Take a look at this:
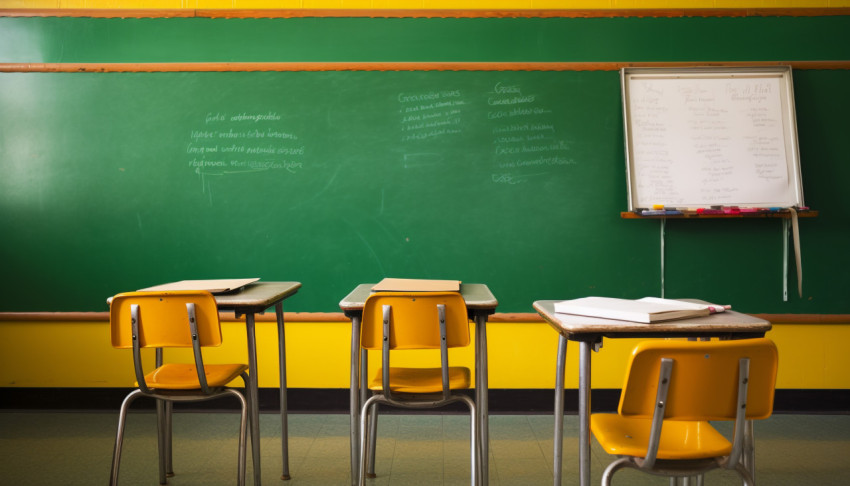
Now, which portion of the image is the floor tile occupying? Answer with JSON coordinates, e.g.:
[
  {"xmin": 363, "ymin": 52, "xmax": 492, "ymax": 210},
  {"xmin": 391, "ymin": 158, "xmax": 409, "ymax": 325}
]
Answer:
[{"xmin": 1, "ymin": 411, "xmax": 849, "ymax": 485}]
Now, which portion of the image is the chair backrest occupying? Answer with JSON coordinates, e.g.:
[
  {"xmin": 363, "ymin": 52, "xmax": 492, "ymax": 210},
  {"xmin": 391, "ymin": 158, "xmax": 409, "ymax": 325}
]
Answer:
[
  {"xmin": 110, "ymin": 291, "xmax": 222, "ymax": 349},
  {"xmin": 619, "ymin": 338, "xmax": 778, "ymax": 421},
  {"xmin": 361, "ymin": 292, "xmax": 469, "ymax": 350}
]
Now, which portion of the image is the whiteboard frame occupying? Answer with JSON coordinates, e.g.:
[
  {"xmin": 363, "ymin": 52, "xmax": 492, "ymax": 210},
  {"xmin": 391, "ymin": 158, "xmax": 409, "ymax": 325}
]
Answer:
[{"xmin": 621, "ymin": 66, "xmax": 804, "ymax": 211}]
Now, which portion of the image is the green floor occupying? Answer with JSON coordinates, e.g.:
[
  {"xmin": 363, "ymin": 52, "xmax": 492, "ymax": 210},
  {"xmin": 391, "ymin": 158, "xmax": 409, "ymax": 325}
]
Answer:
[{"xmin": 1, "ymin": 411, "xmax": 848, "ymax": 485}]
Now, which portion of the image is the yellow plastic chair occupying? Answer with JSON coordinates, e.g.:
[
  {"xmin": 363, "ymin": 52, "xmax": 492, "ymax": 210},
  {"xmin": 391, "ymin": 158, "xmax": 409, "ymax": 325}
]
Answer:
[
  {"xmin": 108, "ymin": 291, "xmax": 251, "ymax": 486},
  {"xmin": 358, "ymin": 291, "xmax": 477, "ymax": 486},
  {"xmin": 590, "ymin": 338, "xmax": 778, "ymax": 486}
]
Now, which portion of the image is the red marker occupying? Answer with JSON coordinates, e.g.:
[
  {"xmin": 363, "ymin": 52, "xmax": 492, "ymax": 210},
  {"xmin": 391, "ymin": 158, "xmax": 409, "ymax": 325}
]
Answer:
[{"xmin": 697, "ymin": 208, "xmax": 723, "ymax": 214}]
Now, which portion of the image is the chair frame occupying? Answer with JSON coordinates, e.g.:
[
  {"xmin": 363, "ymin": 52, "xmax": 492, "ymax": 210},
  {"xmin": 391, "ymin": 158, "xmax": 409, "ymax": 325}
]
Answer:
[
  {"xmin": 357, "ymin": 294, "xmax": 478, "ymax": 486},
  {"xmin": 108, "ymin": 293, "xmax": 251, "ymax": 486},
  {"xmin": 597, "ymin": 339, "xmax": 776, "ymax": 486}
]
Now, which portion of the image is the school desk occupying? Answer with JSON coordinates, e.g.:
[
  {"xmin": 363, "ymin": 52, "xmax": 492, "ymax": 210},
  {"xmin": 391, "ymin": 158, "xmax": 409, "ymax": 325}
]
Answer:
[
  {"xmin": 115, "ymin": 281, "xmax": 301, "ymax": 485},
  {"xmin": 340, "ymin": 283, "xmax": 497, "ymax": 485},
  {"xmin": 532, "ymin": 300, "xmax": 771, "ymax": 486},
  {"xmin": 213, "ymin": 281, "xmax": 301, "ymax": 484}
]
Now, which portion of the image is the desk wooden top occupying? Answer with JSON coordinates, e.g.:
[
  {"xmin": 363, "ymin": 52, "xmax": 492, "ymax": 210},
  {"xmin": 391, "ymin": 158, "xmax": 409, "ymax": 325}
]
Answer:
[
  {"xmin": 109, "ymin": 281, "xmax": 301, "ymax": 313},
  {"xmin": 533, "ymin": 299, "xmax": 771, "ymax": 339},
  {"xmin": 339, "ymin": 283, "xmax": 498, "ymax": 316},
  {"xmin": 211, "ymin": 281, "xmax": 301, "ymax": 312}
]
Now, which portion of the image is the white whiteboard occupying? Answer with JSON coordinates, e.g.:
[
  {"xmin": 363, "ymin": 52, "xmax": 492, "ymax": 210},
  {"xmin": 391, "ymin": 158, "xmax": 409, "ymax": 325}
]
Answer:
[{"xmin": 622, "ymin": 66, "xmax": 804, "ymax": 210}]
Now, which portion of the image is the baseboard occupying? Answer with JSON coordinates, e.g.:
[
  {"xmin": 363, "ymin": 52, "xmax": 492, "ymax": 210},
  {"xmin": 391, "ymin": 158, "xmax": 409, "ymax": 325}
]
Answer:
[{"xmin": 1, "ymin": 388, "xmax": 848, "ymax": 414}]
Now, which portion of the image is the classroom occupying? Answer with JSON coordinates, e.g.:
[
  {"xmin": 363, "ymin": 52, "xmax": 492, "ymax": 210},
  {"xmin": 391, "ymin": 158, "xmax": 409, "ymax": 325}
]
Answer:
[{"xmin": 1, "ymin": 1, "xmax": 849, "ymax": 485}]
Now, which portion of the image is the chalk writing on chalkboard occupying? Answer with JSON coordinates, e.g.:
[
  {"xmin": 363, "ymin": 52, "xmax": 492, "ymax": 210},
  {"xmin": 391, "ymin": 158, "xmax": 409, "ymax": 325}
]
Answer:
[
  {"xmin": 398, "ymin": 89, "xmax": 466, "ymax": 142},
  {"xmin": 186, "ymin": 111, "xmax": 306, "ymax": 184},
  {"xmin": 487, "ymin": 81, "xmax": 575, "ymax": 184}
]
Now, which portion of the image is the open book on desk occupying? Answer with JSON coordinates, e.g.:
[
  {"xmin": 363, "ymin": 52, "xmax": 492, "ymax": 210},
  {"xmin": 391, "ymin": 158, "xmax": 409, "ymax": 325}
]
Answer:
[
  {"xmin": 553, "ymin": 297, "xmax": 729, "ymax": 324},
  {"xmin": 138, "ymin": 278, "xmax": 260, "ymax": 294}
]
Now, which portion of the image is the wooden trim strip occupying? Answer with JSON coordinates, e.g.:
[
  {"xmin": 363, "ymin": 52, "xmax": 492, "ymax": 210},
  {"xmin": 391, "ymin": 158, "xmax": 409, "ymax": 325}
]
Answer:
[
  {"xmin": 2, "ymin": 311, "xmax": 849, "ymax": 325},
  {"xmin": 2, "ymin": 61, "xmax": 849, "ymax": 74},
  {"xmin": 750, "ymin": 314, "xmax": 850, "ymax": 324},
  {"xmin": 1, "ymin": 8, "xmax": 849, "ymax": 19},
  {"xmin": 0, "ymin": 312, "xmax": 111, "ymax": 322},
  {"xmin": 0, "ymin": 311, "xmax": 349, "ymax": 323}
]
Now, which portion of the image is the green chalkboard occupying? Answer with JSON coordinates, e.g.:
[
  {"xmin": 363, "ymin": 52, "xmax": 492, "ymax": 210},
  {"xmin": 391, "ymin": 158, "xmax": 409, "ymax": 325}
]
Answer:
[
  {"xmin": 0, "ymin": 70, "xmax": 643, "ymax": 312},
  {"xmin": 1, "ymin": 15, "xmax": 849, "ymax": 313}
]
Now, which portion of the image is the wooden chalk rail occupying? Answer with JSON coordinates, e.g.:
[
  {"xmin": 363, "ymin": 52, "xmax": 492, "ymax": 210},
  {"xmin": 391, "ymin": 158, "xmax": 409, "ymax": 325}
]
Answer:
[
  {"xmin": 2, "ymin": 61, "xmax": 850, "ymax": 74},
  {"xmin": 620, "ymin": 210, "xmax": 820, "ymax": 219},
  {"xmin": 1, "ymin": 311, "xmax": 848, "ymax": 325}
]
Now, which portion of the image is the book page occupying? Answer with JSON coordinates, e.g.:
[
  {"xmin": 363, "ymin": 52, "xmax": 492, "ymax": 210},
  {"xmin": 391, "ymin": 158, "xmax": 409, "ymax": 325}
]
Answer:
[
  {"xmin": 553, "ymin": 296, "xmax": 711, "ymax": 323},
  {"xmin": 638, "ymin": 297, "xmax": 729, "ymax": 313}
]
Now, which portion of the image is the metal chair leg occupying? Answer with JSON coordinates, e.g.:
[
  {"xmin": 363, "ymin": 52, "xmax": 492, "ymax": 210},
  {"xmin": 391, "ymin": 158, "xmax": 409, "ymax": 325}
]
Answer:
[
  {"xmin": 110, "ymin": 390, "xmax": 143, "ymax": 486},
  {"xmin": 358, "ymin": 393, "xmax": 478, "ymax": 486},
  {"xmin": 601, "ymin": 457, "xmax": 632, "ymax": 486},
  {"xmin": 365, "ymin": 401, "xmax": 378, "ymax": 478},
  {"xmin": 224, "ymin": 388, "xmax": 249, "ymax": 486},
  {"xmin": 358, "ymin": 395, "xmax": 381, "ymax": 486},
  {"xmin": 743, "ymin": 419, "xmax": 756, "ymax": 483},
  {"xmin": 735, "ymin": 461, "xmax": 756, "ymax": 486},
  {"xmin": 457, "ymin": 395, "xmax": 478, "ymax": 486}
]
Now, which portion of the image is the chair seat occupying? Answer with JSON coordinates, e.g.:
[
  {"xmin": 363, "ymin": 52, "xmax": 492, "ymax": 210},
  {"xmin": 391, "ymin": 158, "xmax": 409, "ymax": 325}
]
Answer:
[
  {"xmin": 368, "ymin": 366, "xmax": 471, "ymax": 394},
  {"xmin": 590, "ymin": 414, "xmax": 732, "ymax": 460},
  {"xmin": 141, "ymin": 363, "xmax": 249, "ymax": 390}
]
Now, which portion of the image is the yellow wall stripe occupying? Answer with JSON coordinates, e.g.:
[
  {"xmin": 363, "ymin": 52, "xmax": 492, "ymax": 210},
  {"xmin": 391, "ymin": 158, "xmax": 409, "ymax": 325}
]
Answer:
[{"xmin": 2, "ymin": 319, "xmax": 848, "ymax": 389}]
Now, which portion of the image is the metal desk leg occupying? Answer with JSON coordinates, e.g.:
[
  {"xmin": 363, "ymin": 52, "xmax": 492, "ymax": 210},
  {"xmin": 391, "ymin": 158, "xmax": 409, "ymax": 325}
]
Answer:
[
  {"xmin": 275, "ymin": 303, "xmax": 291, "ymax": 480},
  {"xmin": 349, "ymin": 315, "xmax": 362, "ymax": 486},
  {"xmin": 245, "ymin": 313, "xmax": 262, "ymax": 486},
  {"xmin": 156, "ymin": 397, "xmax": 167, "ymax": 484},
  {"xmin": 155, "ymin": 349, "xmax": 174, "ymax": 477},
  {"xmin": 578, "ymin": 340, "xmax": 592, "ymax": 486},
  {"xmin": 475, "ymin": 314, "xmax": 489, "ymax": 486},
  {"xmin": 553, "ymin": 335, "xmax": 567, "ymax": 486},
  {"xmin": 165, "ymin": 401, "xmax": 173, "ymax": 476}
]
